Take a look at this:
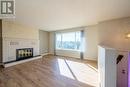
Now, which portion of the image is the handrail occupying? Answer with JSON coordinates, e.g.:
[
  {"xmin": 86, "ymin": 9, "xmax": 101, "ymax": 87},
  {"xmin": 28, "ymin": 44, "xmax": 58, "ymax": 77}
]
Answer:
[{"xmin": 116, "ymin": 55, "xmax": 124, "ymax": 64}]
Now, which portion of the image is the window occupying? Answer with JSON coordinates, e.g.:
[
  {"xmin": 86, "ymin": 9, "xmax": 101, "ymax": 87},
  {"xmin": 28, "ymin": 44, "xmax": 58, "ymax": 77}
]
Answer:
[{"xmin": 56, "ymin": 31, "xmax": 81, "ymax": 50}]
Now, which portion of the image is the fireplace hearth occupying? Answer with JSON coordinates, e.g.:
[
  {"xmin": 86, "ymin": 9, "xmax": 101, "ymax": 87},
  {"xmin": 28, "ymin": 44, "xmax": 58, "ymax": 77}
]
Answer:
[{"xmin": 16, "ymin": 48, "xmax": 33, "ymax": 60}]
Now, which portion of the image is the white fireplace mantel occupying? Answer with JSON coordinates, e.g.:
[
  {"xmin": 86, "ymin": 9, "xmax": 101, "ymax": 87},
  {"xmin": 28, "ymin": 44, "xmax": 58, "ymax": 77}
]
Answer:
[{"xmin": 3, "ymin": 37, "xmax": 40, "ymax": 63}]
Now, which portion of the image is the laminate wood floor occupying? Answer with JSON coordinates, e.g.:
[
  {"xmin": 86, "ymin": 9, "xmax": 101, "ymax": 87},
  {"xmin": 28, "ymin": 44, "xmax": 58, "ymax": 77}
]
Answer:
[{"xmin": 0, "ymin": 55, "xmax": 98, "ymax": 87}]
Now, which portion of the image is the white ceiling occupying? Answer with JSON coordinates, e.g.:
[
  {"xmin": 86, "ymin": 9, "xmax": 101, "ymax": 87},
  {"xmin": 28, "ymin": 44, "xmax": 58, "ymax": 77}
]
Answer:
[{"xmin": 6, "ymin": 0, "xmax": 130, "ymax": 31}]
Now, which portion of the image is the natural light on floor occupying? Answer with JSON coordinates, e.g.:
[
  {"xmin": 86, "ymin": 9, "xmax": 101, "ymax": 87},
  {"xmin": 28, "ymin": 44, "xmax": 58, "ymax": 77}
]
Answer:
[{"xmin": 58, "ymin": 59, "xmax": 98, "ymax": 87}]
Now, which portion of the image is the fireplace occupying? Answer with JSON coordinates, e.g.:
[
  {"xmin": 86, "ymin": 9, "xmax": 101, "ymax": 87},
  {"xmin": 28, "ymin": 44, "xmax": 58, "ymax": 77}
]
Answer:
[{"xmin": 16, "ymin": 48, "xmax": 33, "ymax": 60}]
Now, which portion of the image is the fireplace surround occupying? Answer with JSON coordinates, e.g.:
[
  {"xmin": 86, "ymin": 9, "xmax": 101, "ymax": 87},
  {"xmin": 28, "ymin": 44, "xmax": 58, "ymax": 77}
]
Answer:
[{"xmin": 16, "ymin": 48, "xmax": 33, "ymax": 60}]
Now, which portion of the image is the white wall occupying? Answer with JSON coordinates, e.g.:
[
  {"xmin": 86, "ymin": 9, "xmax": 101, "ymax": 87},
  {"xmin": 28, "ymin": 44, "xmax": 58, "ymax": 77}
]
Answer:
[
  {"xmin": 98, "ymin": 17, "xmax": 130, "ymax": 50},
  {"xmin": 49, "ymin": 32, "xmax": 55, "ymax": 54},
  {"xmin": 39, "ymin": 30, "xmax": 49, "ymax": 54},
  {"xmin": 84, "ymin": 25, "xmax": 98, "ymax": 60},
  {"xmin": 2, "ymin": 20, "xmax": 40, "ymax": 62},
  {"xmin": 85, "ymin": 17, "xmax": 130, "ymax": 60},
  {"xmin": 2, "ymin": 21, "xmax": 39, "ymax": 39}
]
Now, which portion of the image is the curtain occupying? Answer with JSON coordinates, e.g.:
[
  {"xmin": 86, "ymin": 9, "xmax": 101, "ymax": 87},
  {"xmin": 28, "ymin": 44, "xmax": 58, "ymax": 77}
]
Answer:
[{"xmin": 80, "ymin": 30, "xmax": 84, "ymax": 59}]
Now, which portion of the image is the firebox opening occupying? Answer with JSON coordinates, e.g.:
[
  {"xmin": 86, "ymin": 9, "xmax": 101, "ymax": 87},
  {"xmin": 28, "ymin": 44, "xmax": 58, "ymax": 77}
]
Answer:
[{"xmin": 16, "ymin": 48, "xmax": 33, "ymax": 61}]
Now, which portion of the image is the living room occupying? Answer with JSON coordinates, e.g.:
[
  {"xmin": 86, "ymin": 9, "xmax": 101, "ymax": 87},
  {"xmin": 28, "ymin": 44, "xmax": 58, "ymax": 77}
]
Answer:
[{"xmin": 0, "ymin": 0, "xmax": 130, "ymax": 87}]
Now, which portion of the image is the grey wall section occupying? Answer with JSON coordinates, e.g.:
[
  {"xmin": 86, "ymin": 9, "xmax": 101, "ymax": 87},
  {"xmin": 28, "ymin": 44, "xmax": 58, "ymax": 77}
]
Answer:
[
  {"xmin": 0, "ymin": 20, "xmax": 2, "ymax": 63},
  {"xmin": 39, "ymin": 30, "xmax": 49, "ymax": 54}
]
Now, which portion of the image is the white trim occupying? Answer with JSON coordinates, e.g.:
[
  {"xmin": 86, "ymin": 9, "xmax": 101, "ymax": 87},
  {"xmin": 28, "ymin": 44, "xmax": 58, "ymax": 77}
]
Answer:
[
  {"xmin": 4, "ymin": 56, "xmax": 42, "ymax": 68},
  {"xmin": 56, "ymin": 48, "xmax": 80, "ymax": 52},
  {"xmin": 48, "ymin": 53, "xmax": 54, "ymax": 55},
  {"xmin": 40, "ymin": 53, "xmax": 50, "ymax": 56},
  {"xmin": 84, "ymin": 58, "xmax": 97, "ymax": 61}
]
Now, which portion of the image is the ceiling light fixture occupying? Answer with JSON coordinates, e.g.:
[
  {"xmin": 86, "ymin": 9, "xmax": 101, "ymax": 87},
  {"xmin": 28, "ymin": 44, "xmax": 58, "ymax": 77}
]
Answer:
[{"xmin": 126, "ymin": 33, "xmax": 130, "ymax": 38}]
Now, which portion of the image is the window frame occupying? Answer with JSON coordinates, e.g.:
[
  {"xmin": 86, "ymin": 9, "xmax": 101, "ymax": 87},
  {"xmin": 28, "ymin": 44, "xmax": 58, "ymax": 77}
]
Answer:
[{"xmin": 55, "ymin": 31, "xmax": 81, "ymax": 51}]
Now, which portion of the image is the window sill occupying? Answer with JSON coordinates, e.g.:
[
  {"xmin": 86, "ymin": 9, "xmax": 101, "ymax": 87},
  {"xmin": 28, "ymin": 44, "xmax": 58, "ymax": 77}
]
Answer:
[{"xmin": 56, "ymin": 48, "xmax": 80, "ymax": 52}]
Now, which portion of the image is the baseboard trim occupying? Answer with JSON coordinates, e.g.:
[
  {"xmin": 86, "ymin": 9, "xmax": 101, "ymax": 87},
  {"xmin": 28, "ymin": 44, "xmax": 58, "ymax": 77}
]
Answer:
[
  {"xmin": 41, "ymin": 53, "xmax": 51, "ymax": 56},
  {"xmin": 84, "ymin": 58, "xmax": 97, "ymax": 61},
  {"xmin": 4, "ymin": 56, "xmax": 42, "ymax": 68}
]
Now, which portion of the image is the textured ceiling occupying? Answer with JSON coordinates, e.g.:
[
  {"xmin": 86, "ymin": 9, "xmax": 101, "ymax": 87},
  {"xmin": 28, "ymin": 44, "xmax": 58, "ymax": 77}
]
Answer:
[{"xmin": 5, "ymin": 0, "xmax": 130, "ymax": 31}]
